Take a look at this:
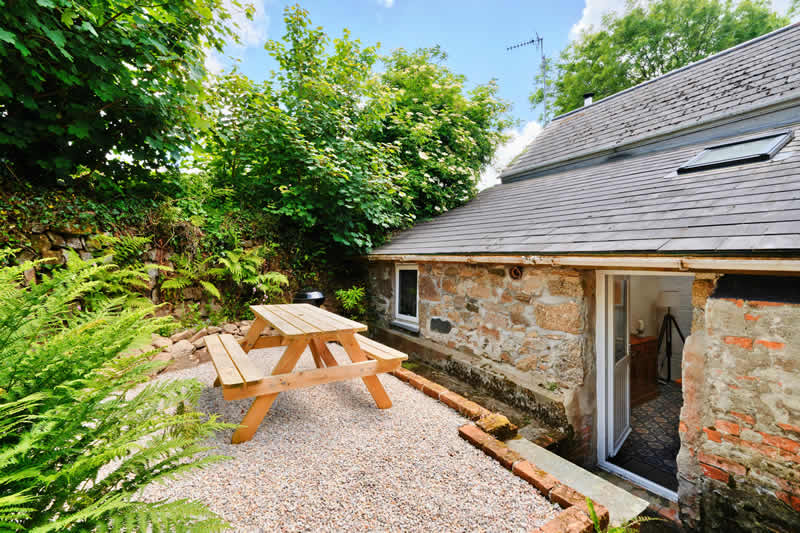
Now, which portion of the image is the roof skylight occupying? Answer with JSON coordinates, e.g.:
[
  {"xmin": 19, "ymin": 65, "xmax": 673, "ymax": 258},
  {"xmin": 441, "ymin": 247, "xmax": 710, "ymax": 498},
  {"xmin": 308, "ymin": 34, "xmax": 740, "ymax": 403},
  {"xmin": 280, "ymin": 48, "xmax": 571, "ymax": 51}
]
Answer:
[{"xmin": 677, "ymin": 131, "xmax": 793, "ymax": 174}]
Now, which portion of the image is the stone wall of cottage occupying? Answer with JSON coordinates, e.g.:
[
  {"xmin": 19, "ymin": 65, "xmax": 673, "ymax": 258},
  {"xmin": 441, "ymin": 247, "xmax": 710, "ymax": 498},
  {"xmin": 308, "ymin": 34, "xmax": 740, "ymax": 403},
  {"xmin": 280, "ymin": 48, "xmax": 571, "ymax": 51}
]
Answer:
[
  {"xmin": 370, "ymin": 261, "xmax": 593, "ymax": 387},
  {"xmin": 678, "ymin": 275, "xmax": 800, "ymax": 531},
  {"xmin": 368, "ymin": 260, "xmax": 597, "ymax": 462}
]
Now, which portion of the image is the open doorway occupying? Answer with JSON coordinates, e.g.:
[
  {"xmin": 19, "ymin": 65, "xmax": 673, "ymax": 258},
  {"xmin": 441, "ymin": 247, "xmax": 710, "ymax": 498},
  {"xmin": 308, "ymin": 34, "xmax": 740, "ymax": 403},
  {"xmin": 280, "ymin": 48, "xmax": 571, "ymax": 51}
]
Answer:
[{"xmin": 596, "ymin": 272, "xmax": 692, "ymax": 500}]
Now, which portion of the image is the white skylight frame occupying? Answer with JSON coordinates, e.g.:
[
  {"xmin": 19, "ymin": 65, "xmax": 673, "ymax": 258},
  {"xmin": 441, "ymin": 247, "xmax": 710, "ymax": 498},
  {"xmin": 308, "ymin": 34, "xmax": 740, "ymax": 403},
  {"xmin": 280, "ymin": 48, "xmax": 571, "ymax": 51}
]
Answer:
[{"xmin": 677, "ymin": 130, "xmax": 794, "ymax": 174}]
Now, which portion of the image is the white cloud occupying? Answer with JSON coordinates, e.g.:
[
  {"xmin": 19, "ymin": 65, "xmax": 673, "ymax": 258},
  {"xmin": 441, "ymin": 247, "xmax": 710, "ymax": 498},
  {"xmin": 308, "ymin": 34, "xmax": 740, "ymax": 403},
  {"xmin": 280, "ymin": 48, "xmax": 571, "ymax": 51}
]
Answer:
[
  {"xmin": 570, "ymin": 0, "xmax": 797, "ymax": 41},
  {"xmin": 378, "ymin": 0, "xmax": 395, "ymax": 7},
  {"xmin": 227, "ymin": 0, "xmax": 269, "ymax": 47},
  {"xmin": 478, "ymin": 121, "xmax": 542, "ymax": 190}
]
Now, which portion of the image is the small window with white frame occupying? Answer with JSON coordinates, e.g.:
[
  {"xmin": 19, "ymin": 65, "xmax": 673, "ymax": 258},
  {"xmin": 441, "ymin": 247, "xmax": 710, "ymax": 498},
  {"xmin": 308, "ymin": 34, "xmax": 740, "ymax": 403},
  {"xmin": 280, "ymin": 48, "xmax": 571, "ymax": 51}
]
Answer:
[{"xmin": 394, "ymin": 264, "xmax": 419, "ymax": 328}]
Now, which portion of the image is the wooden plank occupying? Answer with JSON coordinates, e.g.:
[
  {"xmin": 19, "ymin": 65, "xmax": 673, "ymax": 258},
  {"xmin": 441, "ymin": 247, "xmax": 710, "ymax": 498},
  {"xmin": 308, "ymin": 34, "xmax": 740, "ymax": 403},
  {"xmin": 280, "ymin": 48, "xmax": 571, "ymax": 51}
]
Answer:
[
  {"xmin": 230, "ymin": 337, "xmax": 309, "ymax": 444},
  {"xmin": 273, "ymin": 304, "xmax": 337, "ymax": 334},
  {"xmin": 295, "ymin": 303, "xmax": 367, "ymax": 332},
  {"xmin": 354, "ymin": 334, "xmax": 408, "ymax": 361},
  {"xmin": 338, "ymin": 332, "xmax": 392, "ymax": 409},
  {"xmin": 241, "ymin": 316, "xmax": 268, "ymax": 352},
  {"xmin": 251, "ymin": 335, "xmax": 291, "ymax": 349},
  {"xmin": 267, "ymin": 305, "xmax": 325, "ymax": 335},
  {"xmin": 223, "ymin": 359, "xmax": 400, "ymax": 400},
  {"xmin": 250, "ymin": 305, "xmax": 307, "ymax": 337},
  {"xmin": 219, "ymin": 334, "xmax": 264, "ymax": 384},
  {"xmin": 205, "ymin": 335, "xmax": 244, "ymax": 387}
]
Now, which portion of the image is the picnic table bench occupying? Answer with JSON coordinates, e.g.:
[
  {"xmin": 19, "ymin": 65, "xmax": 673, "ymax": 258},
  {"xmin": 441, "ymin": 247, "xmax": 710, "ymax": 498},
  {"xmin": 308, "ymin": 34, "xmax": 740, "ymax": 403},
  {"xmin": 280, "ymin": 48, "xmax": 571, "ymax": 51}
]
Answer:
[{"xmin": 204, "ymin": 303, "xmax": 407, "ymax": 443}]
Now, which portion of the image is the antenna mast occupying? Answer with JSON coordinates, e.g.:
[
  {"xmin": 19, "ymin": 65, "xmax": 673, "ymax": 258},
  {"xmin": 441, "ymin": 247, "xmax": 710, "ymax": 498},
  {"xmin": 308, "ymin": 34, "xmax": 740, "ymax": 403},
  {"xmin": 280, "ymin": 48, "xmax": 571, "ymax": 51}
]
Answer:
[{"xmin": 507, "ymin": 33, "xmax": 549, "ymax": 121}]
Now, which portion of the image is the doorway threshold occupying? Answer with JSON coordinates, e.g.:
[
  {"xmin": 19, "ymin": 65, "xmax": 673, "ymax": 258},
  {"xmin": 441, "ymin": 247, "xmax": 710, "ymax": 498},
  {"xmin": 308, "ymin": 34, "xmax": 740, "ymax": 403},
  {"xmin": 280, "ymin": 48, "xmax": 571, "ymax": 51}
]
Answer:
[
  {"xmin": 506, "ymin": 437, "xmax": 649, "ymax": 527},
  {"xmin": 592, "ymin": 466, "xmax": 682, "ymax": 530}
]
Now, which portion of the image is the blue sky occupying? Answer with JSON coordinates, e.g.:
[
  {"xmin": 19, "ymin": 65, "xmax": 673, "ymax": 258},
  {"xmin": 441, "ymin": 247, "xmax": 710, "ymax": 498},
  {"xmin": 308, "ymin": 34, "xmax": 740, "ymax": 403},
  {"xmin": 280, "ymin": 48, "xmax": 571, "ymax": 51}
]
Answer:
[{"xmin": 210, "ymin": 0, "xmax": 797, "ymax": 188}]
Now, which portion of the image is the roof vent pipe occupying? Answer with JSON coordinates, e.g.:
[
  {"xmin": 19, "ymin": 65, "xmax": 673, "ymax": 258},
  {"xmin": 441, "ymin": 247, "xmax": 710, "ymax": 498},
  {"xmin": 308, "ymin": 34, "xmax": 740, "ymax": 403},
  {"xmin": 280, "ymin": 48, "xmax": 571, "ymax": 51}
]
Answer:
[{"xmin": 583, "ymin": 92, "xmax": 595, "ymax": 106}]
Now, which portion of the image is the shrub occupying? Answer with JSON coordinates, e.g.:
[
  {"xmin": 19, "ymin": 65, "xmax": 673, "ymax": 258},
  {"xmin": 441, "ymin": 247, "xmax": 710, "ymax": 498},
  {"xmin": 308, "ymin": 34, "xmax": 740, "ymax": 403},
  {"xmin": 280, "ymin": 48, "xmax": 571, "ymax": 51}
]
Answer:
[
  {"xmin": 335, "ymin": 286, "xmax": 367, "ymax": 322},
  {"xmin": 0, "ymin": 253, "xmax": 229, "ymax": 531}
]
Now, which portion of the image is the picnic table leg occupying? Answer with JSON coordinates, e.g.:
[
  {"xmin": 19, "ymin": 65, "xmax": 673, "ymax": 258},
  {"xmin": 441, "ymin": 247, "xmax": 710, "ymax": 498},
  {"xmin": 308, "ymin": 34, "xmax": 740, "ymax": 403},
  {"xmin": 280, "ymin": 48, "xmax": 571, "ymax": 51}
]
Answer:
[
  {"xmin": 240, "ymin": 317, "xmax": 269, "ymax": 352},
  {"xmin": 338, "ymin": 333, "xmax": 392, "ymax": 409},
  {"xmin": 309, "ymin": 337, "xmax": 338, "ymax": 367},
  {"xmin": 231, "ymin": 336, "xmax": 309, "ymax": 444}
]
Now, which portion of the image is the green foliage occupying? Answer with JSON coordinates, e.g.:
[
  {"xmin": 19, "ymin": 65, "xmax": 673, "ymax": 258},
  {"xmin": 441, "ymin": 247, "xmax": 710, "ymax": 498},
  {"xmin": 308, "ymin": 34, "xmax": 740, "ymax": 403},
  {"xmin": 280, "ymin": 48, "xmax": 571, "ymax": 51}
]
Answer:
[
  {"xmin": 162, "ymin": 253, "xmax": 221, "ymax": 300},
  {"xmin": 203, "ymin": 6, "xmax": 409, "ymax": 252},
  {"xmin": 370, "ymin": 46, "xmax": 511, "ymax": 220},
  {"xmin": 0, "ymin": 0, "xmax": 247, "ymax": 183},
  {"xmin": 335, "ymin": 286, "xmax": 367, "ymax": 321},
  {"xmin": 586, "ymin": 498, "xmax": 662, "ymax": 532},
  {"xmin": 533, "ymin": 0, "xmax": 789, "ymax": 118},
  {"xmin": 202, "ymin": 6, "xmax": 510, "ymax": 252},
  {"xmin": 0, "ymin": 254, "xmax": 230, "ymax": 531}
]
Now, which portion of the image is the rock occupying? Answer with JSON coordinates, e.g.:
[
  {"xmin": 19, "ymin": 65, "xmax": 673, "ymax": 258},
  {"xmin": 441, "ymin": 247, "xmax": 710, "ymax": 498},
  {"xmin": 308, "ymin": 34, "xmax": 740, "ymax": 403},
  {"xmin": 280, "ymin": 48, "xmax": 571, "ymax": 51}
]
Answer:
[
  {"xmin": 182, "ymin": 286, "xmax": 203, "ymax": 300},
  {"xmin": 534, "ymin": 302, "xmax": 583, "ymax": 334},
  {"xmin": 222, "ymin": 323, "xmax": 239, "ymax": 335},
  {"xmin": 46, "ymin": 231, "xmax": 66, "ymax": 248},
  {"xmin": 65, "ymin": 236, "xmax": 84, "ymax": 249},
  {"xmin": 192, "ymin": 338, "xmax": 207, "ymax": 349},
  {"xmin": 207, "ymin": 326, "xmax": 222, "ymax": 334},
  {"xmin": 30, "ymin": 233, "xmax": 51, "ymax": 254},
  {"xmin": 476, "ymin": 413, "xmax": 518, "ymax": 440},
  {"xmin": 23, "ymin": 268, "xmax": 36, "ymax": 285},
  {"xmin": 84, "ymin": 236, "xmax": 103, "ymax": 251},
  {"xmin": 41, "ymin": 249, "xmax": 65, "ymax": 265},
  {"xmin": 169, "ymin": 339, "xmax": 195, "ymax": 359},
  {"xmin": 151, "ymin": 334, "xmax": 173, "ymax": 349},
  {"xmin": 170, "ymin": 328, "xmax": 196, "ymax": 343},
  {"xmin": 30, "ymin": 222, "xmax": 47, "ymax": 233},
  {"xmin": 79, "ymin": 251, "xmax": 93, "ymax": 261},
  {"xmin": 189, "ymin": 328, "xmax": 208, "ymax": 343},
  {"xmin": 194, "ymin": 347, "xmax": 210, "ymax": 363}
]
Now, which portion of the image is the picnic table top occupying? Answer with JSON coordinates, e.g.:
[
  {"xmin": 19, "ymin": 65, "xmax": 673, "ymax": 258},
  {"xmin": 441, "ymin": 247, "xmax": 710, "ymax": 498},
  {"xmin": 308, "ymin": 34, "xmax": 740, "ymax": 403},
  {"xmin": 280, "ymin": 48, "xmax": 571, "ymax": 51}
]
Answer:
[{"xmin": 251, "ymin": 303, "xmax": 368, "ymax": 338}]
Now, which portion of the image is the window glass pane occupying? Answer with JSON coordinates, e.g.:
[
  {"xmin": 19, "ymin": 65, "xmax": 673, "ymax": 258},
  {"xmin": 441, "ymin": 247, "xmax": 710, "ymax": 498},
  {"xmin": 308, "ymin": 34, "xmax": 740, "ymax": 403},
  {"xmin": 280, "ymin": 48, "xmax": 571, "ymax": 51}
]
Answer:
[
  {"xmin": 398, "ymin": 269, "xmax": 417, "ymax": 318},
  {"xmin": 680, "ymin": 133, "xmax": 789, "ymax": 173}
]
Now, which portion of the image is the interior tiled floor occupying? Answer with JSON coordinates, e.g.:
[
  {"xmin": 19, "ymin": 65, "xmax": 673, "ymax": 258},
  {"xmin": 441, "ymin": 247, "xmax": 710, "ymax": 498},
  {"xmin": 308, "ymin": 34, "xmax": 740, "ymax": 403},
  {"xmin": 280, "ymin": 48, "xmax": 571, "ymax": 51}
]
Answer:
[{"xmin": 609, "ymin": 382, "xmax": 682, "ymax": 491}]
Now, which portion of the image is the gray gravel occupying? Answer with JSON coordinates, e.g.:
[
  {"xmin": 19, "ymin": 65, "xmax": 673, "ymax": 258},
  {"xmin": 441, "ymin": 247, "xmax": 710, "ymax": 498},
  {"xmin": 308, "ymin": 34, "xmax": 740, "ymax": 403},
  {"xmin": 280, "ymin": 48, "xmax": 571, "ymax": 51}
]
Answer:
[{"xmin": 141, "ymin": 344, "xmax": 559, "ymax": 532}]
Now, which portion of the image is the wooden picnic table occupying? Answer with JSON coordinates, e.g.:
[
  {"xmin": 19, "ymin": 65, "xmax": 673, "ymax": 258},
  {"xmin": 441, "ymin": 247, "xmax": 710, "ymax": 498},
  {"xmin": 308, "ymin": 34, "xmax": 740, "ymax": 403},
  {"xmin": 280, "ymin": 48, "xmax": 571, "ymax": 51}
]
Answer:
[{"xmin": 205, "ymin": 303, "xmax": 407, "ymax": 443}]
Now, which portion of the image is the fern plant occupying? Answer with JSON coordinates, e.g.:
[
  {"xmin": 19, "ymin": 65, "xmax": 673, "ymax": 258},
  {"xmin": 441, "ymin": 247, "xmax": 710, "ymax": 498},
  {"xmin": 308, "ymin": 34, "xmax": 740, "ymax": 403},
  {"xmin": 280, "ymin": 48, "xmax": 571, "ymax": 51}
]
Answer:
[
  {"xmin": 161, "ymin": 253, "xmax": 221, "ymax": 300},
  {"xmin": 210, "ymin": 247, "xmax": 288, "ymax": 299},
  {"xmin": 0, "ymin": 253, "xmax": 230, "ymax": 531}
]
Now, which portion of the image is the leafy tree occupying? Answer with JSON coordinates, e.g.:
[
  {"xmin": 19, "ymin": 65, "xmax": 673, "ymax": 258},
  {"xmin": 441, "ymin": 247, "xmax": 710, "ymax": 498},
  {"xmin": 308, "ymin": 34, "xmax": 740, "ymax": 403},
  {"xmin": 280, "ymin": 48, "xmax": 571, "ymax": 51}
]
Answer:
[
  {"xmin": 0, "ymin": 252, "xmax": 229, "ymax": 531},
  {"xmin": 203, "ymin": 6, "xmax": 411, "ymax": 252},
  {"xmin": 0, "ymin": 0, "xmax": 247, "ymax": 184},
  {"xmin": 533, "ymin": 0, "xmax": 789, "ymax": 118},
  {"xmin": 203, "ymin": 7, "xmax": 511, "ymax": 252},
  {"xmin": 369, "ymin": 47, "xmax": 511, "ymax": 220}
]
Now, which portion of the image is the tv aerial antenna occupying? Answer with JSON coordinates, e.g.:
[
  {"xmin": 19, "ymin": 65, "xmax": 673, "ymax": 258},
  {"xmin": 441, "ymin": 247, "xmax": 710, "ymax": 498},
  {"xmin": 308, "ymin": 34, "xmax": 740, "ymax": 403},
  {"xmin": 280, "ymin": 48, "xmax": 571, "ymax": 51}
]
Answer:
[{"xmin": 507, "ymin": 33, "xmax": 550, "ymax": 121}]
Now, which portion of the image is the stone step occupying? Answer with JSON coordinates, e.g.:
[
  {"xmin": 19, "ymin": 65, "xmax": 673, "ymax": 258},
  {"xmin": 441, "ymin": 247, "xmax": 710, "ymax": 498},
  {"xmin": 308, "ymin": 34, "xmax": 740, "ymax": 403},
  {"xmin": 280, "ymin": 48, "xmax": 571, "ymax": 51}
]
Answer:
[{"xmin": 506, "ymin": 437, "xmax": 649, "ymax": 526}]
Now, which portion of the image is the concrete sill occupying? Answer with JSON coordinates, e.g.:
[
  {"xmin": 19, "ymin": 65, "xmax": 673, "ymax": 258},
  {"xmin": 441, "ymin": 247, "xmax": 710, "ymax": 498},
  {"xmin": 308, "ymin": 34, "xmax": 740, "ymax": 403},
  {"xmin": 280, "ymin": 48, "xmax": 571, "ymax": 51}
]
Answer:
[{"xmin": 390, "ymin": 320, "xmax": 419, "ymax": 334}]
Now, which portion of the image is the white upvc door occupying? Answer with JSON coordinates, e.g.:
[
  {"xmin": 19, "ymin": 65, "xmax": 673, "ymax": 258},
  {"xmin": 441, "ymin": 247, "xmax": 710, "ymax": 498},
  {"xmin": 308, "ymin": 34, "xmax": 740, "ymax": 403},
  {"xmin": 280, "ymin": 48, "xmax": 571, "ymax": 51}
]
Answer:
[{"xmin": 608, "ymin": 275, "xmax": 631, "ymax": 456}]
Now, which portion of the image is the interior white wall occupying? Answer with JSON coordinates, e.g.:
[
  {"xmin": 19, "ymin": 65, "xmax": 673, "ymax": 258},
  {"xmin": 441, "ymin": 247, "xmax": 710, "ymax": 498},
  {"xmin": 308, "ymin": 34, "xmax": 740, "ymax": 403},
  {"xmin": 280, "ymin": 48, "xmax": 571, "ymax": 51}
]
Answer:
[{"xmin": 629, "ymin": 275, "xmax": 693, "ymax": 380}]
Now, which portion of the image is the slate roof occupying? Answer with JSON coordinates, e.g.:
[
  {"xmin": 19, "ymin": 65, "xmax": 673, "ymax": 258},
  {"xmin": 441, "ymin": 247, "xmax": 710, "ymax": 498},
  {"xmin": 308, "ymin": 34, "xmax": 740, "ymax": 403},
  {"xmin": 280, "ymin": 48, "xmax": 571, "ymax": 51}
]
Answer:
[
  {"xmin": 500, "ymin": 23, "xmax": 800, "ymax": 182},
  {"xmin": 372, "ymin": 124, "xmax": 800, "ymax": 255},
  {"xmin": 371, "ymin": 23, "xmax": 800, "ymax": 257}
]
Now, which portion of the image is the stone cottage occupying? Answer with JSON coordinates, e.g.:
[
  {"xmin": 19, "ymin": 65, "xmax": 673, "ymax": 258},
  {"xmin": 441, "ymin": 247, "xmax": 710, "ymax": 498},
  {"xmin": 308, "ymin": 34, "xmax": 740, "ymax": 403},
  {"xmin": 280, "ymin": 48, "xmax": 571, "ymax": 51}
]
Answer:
[{"xmin": 367, "ymin": 24, "xmax": 800, "ymax": 531}]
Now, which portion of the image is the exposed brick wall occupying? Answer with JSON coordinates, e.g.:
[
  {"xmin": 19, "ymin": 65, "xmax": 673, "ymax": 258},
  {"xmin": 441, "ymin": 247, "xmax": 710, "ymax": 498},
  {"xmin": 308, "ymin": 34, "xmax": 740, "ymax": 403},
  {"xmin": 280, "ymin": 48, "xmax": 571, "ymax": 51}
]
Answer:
[{"xmin": 679, "ymin": 276, "xmax": 800, "ymax": 531}]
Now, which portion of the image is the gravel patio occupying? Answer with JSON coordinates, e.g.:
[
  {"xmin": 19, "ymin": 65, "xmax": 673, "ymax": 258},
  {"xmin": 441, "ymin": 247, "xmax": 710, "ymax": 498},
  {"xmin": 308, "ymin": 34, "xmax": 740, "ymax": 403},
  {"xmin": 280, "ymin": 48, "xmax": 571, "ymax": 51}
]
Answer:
[{"xmin": 142, "ymin": 343, "xmax": 560, "ymax": 532}]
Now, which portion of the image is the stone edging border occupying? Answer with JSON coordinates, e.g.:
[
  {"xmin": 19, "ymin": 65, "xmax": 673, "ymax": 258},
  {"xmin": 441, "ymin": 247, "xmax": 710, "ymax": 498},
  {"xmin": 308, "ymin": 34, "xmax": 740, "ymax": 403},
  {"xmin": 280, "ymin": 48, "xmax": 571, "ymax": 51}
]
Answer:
[{"xmin": 391, "ymin": 367, "xmax": 610, "ymax": 533}]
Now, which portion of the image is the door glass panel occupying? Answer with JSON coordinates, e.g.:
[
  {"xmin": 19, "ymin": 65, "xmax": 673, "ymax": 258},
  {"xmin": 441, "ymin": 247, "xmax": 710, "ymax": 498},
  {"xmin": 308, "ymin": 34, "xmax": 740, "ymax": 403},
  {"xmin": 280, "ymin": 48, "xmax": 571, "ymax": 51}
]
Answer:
[
  {"xmin": 398, "ymin": 269, "xmax": 417, "ymax": 318},
  {"xmin": 613, "ymin": 277, "xmax": 628, "ymax": 362}
]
